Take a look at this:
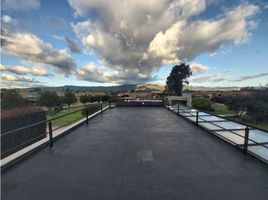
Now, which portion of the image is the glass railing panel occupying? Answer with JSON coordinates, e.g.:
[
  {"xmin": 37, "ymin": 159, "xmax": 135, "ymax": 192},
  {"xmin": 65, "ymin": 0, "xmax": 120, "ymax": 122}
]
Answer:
[
  {"xmin": 215, "ymin": 131, "xmax": 254, "ymax": 145},
  {"xmin": 180, "ymin": 112, "xmax": 192, "ymax": 117},
  {"xmin": 199, "ymin": 115, "xmax": 226, "ymax": 122},
  {"xmin": 212, "ymin": 121, "xmax": 246, "ymax": 130},
  {"xmin": 248, "ymin": 129, "xmax": 268, "ymax": 143},
  {"xmin": 248, "ymin": 146, "xmax": 268, "ymax": 161},
  {"xmin": 186, "ymin": 117, "xmax": 204, "ymax": 122},
  {"xmin": 198, "ymin": 112, "xmax": 210, "ymax": 116},
  {"xmin": 199, "ymin": 122, "xmax": 223, "ymax": 131}
]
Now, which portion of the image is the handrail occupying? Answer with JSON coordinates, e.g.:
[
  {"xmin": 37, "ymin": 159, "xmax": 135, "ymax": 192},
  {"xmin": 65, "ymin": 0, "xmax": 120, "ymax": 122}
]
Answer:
[
  {"xmin": 165, "ymin": 103, "xmax": 268, "ymax": 161},
  {"xmin": 1, "ymin": 103, "xmax": 102, "ymax": 136},
  {"xmin": 175, "ymin": 103, "xmax": 268, "ymax": 133}
]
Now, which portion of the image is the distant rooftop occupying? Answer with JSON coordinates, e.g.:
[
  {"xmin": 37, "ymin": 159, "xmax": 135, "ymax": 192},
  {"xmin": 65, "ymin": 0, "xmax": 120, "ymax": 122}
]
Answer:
[{"xmin": 2, "ymin": 107, "xmax": 268, "ymax": 200}]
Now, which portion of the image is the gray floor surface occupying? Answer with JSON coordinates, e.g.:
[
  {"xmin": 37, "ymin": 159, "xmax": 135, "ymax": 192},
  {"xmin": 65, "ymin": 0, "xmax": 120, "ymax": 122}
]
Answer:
[{"xmin": 2, "ymin": 107, "xmax": 268, "ymax": 200}]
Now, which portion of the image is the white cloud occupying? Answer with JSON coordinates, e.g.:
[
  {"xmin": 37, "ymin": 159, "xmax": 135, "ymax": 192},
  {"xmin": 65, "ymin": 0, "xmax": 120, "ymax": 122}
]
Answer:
[
  {"xmin": 190, "ymin": 75, "xmax": 230, "ymax": 83},
  {"xmin": 1, "ymin": 29, "xmax": 76, "ymax": 75},
  {"xmin": 47, "ymin": 17, "xmax": 68, "ymax": 29},
  {"xmin": 232, "ymin": 72, "xmax": 268, "ymax": 82},
  {"xmin": 65, "ymin": 36, "xmax": 81, "ymax": 53},
  {"xmin": 190, "ymin": 63, "xmax": 209, "ymax": 75},
  {"xmin": 76, "ymin": 63, "xmax": 154, "ymax": 84},
  {"xmin": 0, "ymin": 64, "xmax": 49, "ymax": 76},
  {"xmin": 2, "ymin": 15, "xmax": 14, "ymax": 24},
  {"xmin": 2, "ymin": 0, "xmax": 40, "ymax": 11},
  {"xmin": 70, "ymin": 0, "xmax": 259, "ymax": 83},
  {"xmin": 1, "ymin": 73, "xmax": 39, "ymax": 83}
]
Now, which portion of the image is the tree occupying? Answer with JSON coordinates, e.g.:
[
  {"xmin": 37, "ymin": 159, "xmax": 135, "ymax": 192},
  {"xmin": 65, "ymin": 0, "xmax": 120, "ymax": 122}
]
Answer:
[
  {"xmin": 246, "ymin": 99, "xmax": 268, "ymax": 124},
  {"xmin": 225, "ymin": 95, "xmax": 253, "ymax": 118},
  {"xmin": 1, "ymin": 91, "xmax": 25, "ymax": 110},
  {"xmin": 63, "ymin": 91, "xmax": 77, "ymax": 108},
  {"xmin": 80, "ymin": 95, "xmax": 88, "ymax": 106},
  {"xmin": 166, "ymin": 63, "xmax": 192, "ymax": 96},
  {"xmin": 38, "ymin": 91, "xmax": 62, "ymax": 108},
  {"xmin": 101, "ymin": 95, "xmax": 110, "ymax": 102},
  {"xmin": 192, "ymin": 97, "xmax": 212, "ymax": 111}
]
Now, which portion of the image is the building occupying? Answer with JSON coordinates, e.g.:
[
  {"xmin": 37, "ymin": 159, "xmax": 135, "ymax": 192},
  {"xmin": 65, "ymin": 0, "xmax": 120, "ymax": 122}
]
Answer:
[
  {"xmin": 18, "ymin": 90, "xmax": 40, "ymax": 102},
  {"xmin": 164, "ymin": 92, "xmax": 192, "ymax": 107}
]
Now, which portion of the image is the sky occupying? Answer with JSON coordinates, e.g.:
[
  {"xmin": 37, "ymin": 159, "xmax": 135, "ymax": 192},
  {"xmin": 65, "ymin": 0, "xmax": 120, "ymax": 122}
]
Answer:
[{"xmin": 1, "ymin": 0, "xmax": 268, "ymax": 88}]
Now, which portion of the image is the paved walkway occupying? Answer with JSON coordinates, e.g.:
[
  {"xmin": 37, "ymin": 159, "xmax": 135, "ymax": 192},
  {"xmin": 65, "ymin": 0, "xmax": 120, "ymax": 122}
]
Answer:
[{"xmin": 2, "ymin": 107, "xmax": 268, "ymax": 200}]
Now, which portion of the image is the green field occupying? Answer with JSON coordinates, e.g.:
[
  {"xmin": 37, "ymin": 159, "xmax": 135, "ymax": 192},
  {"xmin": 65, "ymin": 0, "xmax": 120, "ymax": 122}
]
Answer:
[
  {"xmin": 212, "ymin": 103, "xmax": 235, "ymax": 115},
  {"xmin": 47, "ymin": 103, "xmax": 106, "ymax": 127}
]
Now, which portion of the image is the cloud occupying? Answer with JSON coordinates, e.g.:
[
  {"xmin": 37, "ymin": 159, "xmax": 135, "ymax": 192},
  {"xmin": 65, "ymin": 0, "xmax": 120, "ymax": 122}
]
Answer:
[
  {"xmin": 1, "ymin": 73, "xmax": 39, "ymax": 83},
  {"xmin": 1, "ymin": 29, "xmax": 76, "ymax": 75},
  {"xmin": 232, "ymin": 72, "xmax": 268, "ymax": 82},
  {"xmin": 190, "ymin": 63, "xmax": 209, "ymax": 75},
  {"xmin": 47, "ymin": 17, "xmax": 69, "ymax": 29},
  {"xmin": 0, "ymin": 64, "xmax": 49, "ymax": 76},
  {"xmin": 190, "ymin": 75, "xmax": 229, "ymax": 83},
  {"xmin": 2, "ymin": 15, "xmax": 14, "ymax": 24},
  {"xmin": 2, "ymin": 0, "xmax": 40, "ymax": 11},
  {"xmin": 76, "ymin": 63, "xmax": 155, "ymax": 84},
  {"xmin": 70, "ymin": 0, "xmax": 259, "ymax": 83},
  {"xmin": 65, "ymin": 36, "xmax": 81, "ymax": 53}
]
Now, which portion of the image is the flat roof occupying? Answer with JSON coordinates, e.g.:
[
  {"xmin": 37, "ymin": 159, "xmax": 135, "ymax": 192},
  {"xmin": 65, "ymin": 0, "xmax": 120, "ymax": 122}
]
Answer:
[{"xmin": 2, "ymin": 107, "xmax": 268, "ymax": 200}]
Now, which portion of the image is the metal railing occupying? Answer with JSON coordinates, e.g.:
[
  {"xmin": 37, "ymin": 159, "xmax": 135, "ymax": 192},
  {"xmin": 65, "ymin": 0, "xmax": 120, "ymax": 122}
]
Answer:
[
  {"xmin": 165, "ymin": 103, "xmax": 268, "ymax": 164},
  {"xmin": 1, "ymin": 102, "xmax": 115, "ymax": 160}
]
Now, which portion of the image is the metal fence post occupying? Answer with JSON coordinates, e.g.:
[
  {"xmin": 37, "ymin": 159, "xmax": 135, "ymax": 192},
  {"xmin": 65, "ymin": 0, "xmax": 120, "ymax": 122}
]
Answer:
[
  {"xmin": 101, "ymin": 102, "xmax": 103, "ymax": 113},
  {"xmin": 243, "ymin": 127, "xmax": 249, "ymax": 155},
  {"xmin": 86, "ymin": 108, "xmax": 89, "ymax": 124},
  {"xmin": 48, "ymin": 121, "xmax": 53, "ymax": 148},
  {"xmin": 177, "ymin": 104, "xmax": 180, "ymax": 115},
  {"xmin": 196, "ymin": 110, "xmax": 199, "ymax": 127}
]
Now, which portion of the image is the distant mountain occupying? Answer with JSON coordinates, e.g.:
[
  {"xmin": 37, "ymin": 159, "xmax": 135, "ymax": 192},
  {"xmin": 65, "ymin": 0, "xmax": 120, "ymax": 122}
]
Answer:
[
  {"xmin": 10, "ymin": 84, "xmax": 263, "ymax": 93},
  {"xmin": 15, "ymin": 84, "xmax": 137, "ymax": 93},
  {"xmin": 14, "ymin": 84, "xmax": 167, "ymax": 93},
  {"xmin": 184, "ymin": 86, "xmax": 241, "ymax": 91},
  {"xmin": 136, "ymin": 84, "xmax": 165, "ymax": 91}
]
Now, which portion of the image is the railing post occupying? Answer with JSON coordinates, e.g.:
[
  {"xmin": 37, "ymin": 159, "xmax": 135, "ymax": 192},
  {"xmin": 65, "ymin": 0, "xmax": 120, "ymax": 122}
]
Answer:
[
  {"xmin": 86, "ymin": 107, "xmax": 89, "ymax": 124},
  {"xmin": 243, "ymin": 127, "xmax": 249, "ymax": 155},
  {"xmin": 101, "ymin": 102, "xmax": 103, "ymax": 113},
  {"xmin": 196, "ymin": 110, "xmax": 199, "ymax": 127},
  {"xmin": 109, "ymin": 101, "xmax": 111, "ymax": 108},
  {"xmin": 48, "ymin": 121, "xmax": 53, "ymax": 148},
  {"xmin": 177, "ymin": 104, "xmax": 180, "ymax": 115}
]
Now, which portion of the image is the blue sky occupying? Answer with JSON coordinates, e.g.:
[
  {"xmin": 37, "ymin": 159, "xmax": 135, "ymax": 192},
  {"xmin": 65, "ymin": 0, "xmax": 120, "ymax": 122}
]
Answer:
[{"xmin": 1, "ymin": 0, "xmax": 268, "ymax": 88}]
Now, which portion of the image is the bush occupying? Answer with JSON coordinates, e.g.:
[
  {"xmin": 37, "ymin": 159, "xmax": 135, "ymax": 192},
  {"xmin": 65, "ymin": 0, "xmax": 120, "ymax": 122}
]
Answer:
[
  {"xmin": 1, "ymin": 91, "xmax": 25, "ymax": 110},
  {"xmin": 80, "ymin": 95, "xmax": 89, "ymax": 105},
  {"xmin": 192, "ymin": 97, "xmax": 212, "ymax": 111},
  {"xmin": 38, "ymin": 91, "xmax": 62, "ymax": 108},
  {"xmin": 53, "ymin": 106, "xmax": 62, "ymax": 113},
  {"xmin": 81, "ymin": 104, "xmax": 101, "ymax": 116}
]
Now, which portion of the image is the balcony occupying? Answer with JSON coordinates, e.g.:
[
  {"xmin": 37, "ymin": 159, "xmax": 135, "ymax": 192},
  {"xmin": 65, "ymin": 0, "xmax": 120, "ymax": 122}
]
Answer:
[{"xmin": 1, "ymin": 107, "xmax": 268, "ymax": 200}]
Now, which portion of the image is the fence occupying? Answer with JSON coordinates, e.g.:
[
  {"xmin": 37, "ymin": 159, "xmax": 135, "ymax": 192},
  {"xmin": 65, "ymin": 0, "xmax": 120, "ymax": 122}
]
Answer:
[
  {"xmin": 165, "ymin": 103, "xmax": 268, "ymax": 164},
  {"xmin": 1, "ymin": 102, "xmax": 115, "ymax": 168}
]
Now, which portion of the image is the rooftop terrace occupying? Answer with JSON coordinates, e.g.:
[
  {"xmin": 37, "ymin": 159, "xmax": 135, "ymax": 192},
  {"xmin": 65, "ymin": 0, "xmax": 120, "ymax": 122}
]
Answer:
[{"xmin": 2, "ymin": 107, "xmax": 268, "ymax": 200}]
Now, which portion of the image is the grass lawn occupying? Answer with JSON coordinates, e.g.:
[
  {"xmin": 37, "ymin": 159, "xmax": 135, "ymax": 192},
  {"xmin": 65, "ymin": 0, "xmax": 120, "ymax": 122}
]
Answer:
[
  {"xmin": 212, "ymin": 103, "xmax": 235, "ymax": 115},
  {"xmin": 47, "ymin": 103, "xmax": 107, "ymax": 127}
]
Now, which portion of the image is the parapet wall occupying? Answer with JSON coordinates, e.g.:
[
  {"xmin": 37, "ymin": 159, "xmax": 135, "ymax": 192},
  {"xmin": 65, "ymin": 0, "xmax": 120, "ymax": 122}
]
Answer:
[
  {"xmin": 116, "ymin": 99, "xmax": 163, "ymax": 106},
  {"xmin": 1, "ymin": 107, "xmax": 46, "ymax": 158}
]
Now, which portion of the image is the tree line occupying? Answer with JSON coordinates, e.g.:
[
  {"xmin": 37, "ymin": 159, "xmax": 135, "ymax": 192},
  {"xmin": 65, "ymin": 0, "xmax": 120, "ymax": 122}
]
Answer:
[
  {"xmin": 1, "ymin": 90, "xmax": 112, "ymax": 111},
  {"xmin": 225, "ymin": 90, "xmax": 268, "ymax": 124}
]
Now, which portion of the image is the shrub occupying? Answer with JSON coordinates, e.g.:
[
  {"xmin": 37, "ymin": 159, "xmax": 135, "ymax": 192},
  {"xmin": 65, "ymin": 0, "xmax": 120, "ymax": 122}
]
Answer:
[
  {"xmin": 192, "ymin": 97, "xmax": 212, "ymax": 111},
  {"xmin": 81, "ymin": 104, "xmax": 101, "ymax": 116},
  {"xmin": 1, "ymin": 91, "xmax": 25, "ymax": 110},
  {"xmin": 53, "ymin": 106, "xmax": 62, "ymax": 114}
]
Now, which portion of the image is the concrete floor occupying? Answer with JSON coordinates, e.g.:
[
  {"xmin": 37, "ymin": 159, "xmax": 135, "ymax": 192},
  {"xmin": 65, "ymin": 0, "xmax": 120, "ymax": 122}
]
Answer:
[{"xmin": 2, "ymin": 107, "xmax": 268, "ymax": 200}]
